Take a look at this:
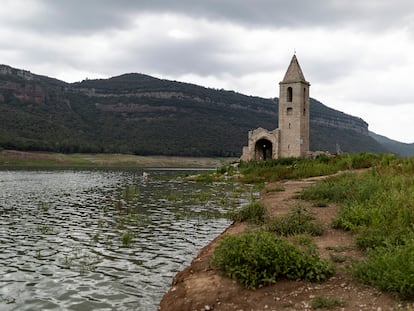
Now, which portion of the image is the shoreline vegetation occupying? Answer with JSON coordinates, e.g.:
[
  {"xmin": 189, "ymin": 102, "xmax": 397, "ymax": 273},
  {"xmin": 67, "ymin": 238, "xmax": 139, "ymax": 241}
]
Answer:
[
  {"xmin": 0, "ymin": 150, "xmax": 236, "ymax": 169},
  {"xmin": 160, "ymin": 152, "xmax": 414, "ymax": 310}
]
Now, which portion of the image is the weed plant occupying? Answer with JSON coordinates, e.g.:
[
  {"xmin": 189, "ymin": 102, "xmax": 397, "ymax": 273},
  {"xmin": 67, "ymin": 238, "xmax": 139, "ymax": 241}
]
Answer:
[
  {"xmin": 352, "ymin": 239, "xmax": 414, "ymax": 298},
  {"xmin": 37, "ymin": 224, "xmax": 53, "ymax": 234},
  {"xmin": 61, "ymin": 248, "xmax": 100, "ymax": 274},
  {"xmin": 121, "ymin": 231, "xmax": 134, "ymax": 248},
  {"xmin": 299, "ymin": 155, "xmax": 414, "ymax": 298},
  {"xmin": 121, "ymin": 186, "xmax": 140, "ymax": 202},
  {"xmin": 229, "ymin": 201, "xmax": 266, "ymax": 224},
  {"xmin": 211, "ymin": 230, "xmax": 333, "ymax": 288},
  {"xmin": 311, "ymin": 295, "xmax": 345, "ymax": 309},
  {"xmin": 266, "ymin": 206, "xmax": 324, "ymax": 236}
]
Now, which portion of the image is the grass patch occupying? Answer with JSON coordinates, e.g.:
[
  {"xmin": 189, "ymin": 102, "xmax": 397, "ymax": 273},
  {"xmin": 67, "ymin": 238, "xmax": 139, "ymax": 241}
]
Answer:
[
  {"xmin": 329, "ymin": 254, "xmax": 349, "ymax": 263},
  {"xmin": 311, "ymin": 295, "xmax": 345, "ymax": 309},
  {"xmin": 0, "ymin": 150, "xmax": 233, "ymax": 168},
  {"xmin": 229, "ymin": 201, "xmax": 266, "ymax": 224},
  {"xmin": 266, "ymin": 206, "xmax": 324, "ymax": 236},
  {"xmin": 352, "ymin": 240, "xmax": 414, "ymax": 299},
  {"xmin": 237, "ymin": 153, "xmax": 383, "ymax": 184},
  {"xmin": 325, "ymin": 245, "xmax": 352, "ymax": 252},
  {"xmin": 211, "ymin": 230, "xmax": 333, "ymax": 288},
  {"xmin": 299, "ymin": 155, "xmax": 414, "ymax": 298}
]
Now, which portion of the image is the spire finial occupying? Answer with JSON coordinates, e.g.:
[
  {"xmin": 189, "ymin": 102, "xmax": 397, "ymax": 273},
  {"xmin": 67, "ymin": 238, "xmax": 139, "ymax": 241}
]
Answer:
[{"xmin": 281, "ymin": 53, "xmax": 308, "ymax": 83}]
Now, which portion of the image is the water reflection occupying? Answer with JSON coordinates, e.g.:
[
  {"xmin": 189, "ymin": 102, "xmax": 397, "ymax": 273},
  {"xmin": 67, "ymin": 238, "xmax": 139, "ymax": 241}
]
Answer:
[{"xmin": 0, "ymin": 170, "xmax": 252, "ymax": 310}]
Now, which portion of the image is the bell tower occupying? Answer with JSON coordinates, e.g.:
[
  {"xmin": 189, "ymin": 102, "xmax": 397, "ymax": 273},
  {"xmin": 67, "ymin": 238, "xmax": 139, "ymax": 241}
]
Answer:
[{"xmin": 278, "ymin": 54, "xmax": 310, "ymax": 157}]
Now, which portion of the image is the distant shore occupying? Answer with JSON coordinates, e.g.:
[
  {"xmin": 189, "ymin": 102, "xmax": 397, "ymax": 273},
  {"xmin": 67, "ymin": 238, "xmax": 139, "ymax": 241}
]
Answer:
[{"xmin": 0, "ymin": 150, "xmax": 236, "ymax": 169}]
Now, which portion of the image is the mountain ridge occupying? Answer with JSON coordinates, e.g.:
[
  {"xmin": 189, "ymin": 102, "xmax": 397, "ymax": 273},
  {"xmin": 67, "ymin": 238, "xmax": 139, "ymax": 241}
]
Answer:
[{"xmin": 0, "ymin": 64, "xmax": 411, "ymax": 157}]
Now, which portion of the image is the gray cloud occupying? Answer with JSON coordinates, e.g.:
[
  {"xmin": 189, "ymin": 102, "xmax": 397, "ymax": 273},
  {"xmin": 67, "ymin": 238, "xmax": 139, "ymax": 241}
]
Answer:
[{"xmin": 10, "ymin": 0, "xmax": 414, "ymax": 35}]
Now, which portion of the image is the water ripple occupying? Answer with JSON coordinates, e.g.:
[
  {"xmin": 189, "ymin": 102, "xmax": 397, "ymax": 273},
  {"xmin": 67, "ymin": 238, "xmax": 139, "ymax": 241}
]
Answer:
[{"xmin": 0, "ymin": 169, "xmax": 252, "ymax": 310}]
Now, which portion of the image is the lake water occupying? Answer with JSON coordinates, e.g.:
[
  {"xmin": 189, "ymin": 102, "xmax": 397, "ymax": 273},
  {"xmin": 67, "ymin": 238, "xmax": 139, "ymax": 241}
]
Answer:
[{"xmin": 0, "ymin": 169, "xmax": 252, "ymax": 311}]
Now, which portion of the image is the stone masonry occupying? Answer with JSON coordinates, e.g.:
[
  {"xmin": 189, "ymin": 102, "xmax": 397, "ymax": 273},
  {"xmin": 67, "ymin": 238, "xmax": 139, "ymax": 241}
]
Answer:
[{"xmin": 241, "ymin": 54, "xmax": 310, "ymax": 161}]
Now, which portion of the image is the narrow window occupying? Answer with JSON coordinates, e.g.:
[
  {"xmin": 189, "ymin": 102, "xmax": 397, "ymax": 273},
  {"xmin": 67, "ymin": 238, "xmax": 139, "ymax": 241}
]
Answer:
[
  {"xmin": 287, "ymin": 107, "xmax": 293, "ymax": 115},
  {"xmin": 287, "ymin": 87, "xmax": 293, "ymax": 102},
  {"xmin": 303, "ymin": 108, "xmax": 306, "ymax": 116},
  {"xmin": 288, "ymin": 123, "xmax": 291, "ymax": 129}
]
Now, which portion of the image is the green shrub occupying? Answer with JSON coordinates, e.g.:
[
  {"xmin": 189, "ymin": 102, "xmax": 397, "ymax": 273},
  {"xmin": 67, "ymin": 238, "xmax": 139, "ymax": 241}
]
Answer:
[
  {"xmin": 211, "ymin": 231, "xmax": 333, "ymax": 288},
  {"xmin": 352, "ymin": 240, "xmax": 414, "ymax": 298},
  {"xmin": 230, "ymin": 201, "xmax": 266, "ymax": 224},
  {"xmin": 121, "ymin": 230, "xmax": 134, "ymax": 247},
  {"xmin": 311, "ymin": 295, "xmax": 345, "ymax": 309},
  {"xmin": 266, "ymin": 206, "xmax": 324, "ymax": 236}
]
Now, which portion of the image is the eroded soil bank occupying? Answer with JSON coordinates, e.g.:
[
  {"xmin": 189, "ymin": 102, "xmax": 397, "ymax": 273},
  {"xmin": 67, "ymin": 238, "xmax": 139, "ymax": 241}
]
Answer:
[{"xmin": 159, "ymin": 176, "xmax": 412, "ymax": 311}]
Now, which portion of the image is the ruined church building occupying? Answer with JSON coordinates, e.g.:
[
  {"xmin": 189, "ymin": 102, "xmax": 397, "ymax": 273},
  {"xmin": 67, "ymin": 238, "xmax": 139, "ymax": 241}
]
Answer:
[{"xmin": 241, "ymin": 54, "xmax": 310, "ymax": 161}]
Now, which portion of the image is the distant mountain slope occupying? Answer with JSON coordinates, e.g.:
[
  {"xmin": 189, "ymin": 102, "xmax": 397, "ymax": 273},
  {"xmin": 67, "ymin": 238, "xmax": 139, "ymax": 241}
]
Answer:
[
  {"xmin": 0, "ymin": 65, "xmax": 390, "ymax": 156},
  {"xmin": 370, "ymin": 132, "xmax": 414, "ymax": 157}
]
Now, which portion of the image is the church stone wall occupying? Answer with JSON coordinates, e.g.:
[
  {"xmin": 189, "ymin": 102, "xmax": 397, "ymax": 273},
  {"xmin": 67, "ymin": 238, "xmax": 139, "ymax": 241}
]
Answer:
[
  {"xmin": 241, "ymin": 128, "xmax": 279, "ymax": 161},
  {"xmin": 241, "ymin": 54, "xmax": 310, "ymax": 161}
]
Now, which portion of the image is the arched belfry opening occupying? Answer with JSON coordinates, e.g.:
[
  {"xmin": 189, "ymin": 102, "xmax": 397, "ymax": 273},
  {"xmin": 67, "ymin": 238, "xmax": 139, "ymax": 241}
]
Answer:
[
  {"xmin": 255, "ymin": 138, "xmax": 273, "ymax": 161},
  {"xmin": 287, "ymin": 87, "xmax": 293, "ymax": 102}
]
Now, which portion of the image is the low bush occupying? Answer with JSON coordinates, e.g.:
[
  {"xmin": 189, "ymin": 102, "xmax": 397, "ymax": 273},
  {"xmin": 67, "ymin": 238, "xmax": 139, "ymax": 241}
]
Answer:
[
  {"xmin": 229, "ymin": 201, "xmax": 266, "ymax": 224},
  {"xmin": 211, "ymin": 230, "xmax": 333, "ymax": 288},
  {"xmin": 266, "ymin": 206, "xmax": 324, "ymax": 236},
  {"xmin": 311, "ymin": 295, "xmax": 345, "ymax": 309},
  {"xmin": 352, "ymin": 240, "xmax": 414, "ymax": 298}
]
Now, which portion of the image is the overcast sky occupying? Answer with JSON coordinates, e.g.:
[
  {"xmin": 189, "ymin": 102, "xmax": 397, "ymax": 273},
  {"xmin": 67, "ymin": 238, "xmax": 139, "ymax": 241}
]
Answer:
[{"xmin": 1, "ymin": 0, "xmax": 414, "ymax": 143}]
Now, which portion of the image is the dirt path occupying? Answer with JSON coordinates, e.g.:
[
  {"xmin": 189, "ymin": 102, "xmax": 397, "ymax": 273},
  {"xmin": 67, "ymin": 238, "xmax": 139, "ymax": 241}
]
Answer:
[{"xmin": 159, "ymin": 175, "xmax": 407, "ymax": 311}]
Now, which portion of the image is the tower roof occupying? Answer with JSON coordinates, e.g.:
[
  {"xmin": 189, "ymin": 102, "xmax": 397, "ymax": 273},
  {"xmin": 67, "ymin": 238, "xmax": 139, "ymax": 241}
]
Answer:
[{"xmin": 281, "ymin": 54, "xmax": 308, "ymax": 84}]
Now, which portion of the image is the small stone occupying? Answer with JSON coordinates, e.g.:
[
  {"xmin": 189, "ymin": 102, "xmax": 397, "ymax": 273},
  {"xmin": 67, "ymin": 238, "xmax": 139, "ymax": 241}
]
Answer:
[
  {"xmin": 264, "ymin": 305, "xmax": 268, "ymax": 309},
  {"xmin": 309, "ymin": 295, "xmax": 315, "ymax": 299},
  {"xmin": 377, "ymin": 308, "xmax": 382, "ymax": 311},
  {"xmin": 204, "ymin": 305, "xmax": 211, "ymax": 311}
]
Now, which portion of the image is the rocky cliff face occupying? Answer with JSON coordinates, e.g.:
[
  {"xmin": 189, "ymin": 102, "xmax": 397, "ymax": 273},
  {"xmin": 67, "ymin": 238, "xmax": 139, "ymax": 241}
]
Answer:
[
  {"xmin": 310, "ymin": 114, "xmax": 369, "ymax": 135},
  {"xmin": 0, "ymin": 65, "xmax": 46, "ymax": 104},
  {"xmin": 309, "ymin": 99, "xmax": 369, "ymax": 135}
]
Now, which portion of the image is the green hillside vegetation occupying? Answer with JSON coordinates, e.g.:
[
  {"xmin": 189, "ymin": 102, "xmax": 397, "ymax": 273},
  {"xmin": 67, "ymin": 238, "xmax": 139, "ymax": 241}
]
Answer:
[
  {"xmin": 369, "ymin": 132, "xmax": 414, "ymax": 157},
  {"xmin": 0, "ymin": 65, "xmax": 397, "ymax": 156}
]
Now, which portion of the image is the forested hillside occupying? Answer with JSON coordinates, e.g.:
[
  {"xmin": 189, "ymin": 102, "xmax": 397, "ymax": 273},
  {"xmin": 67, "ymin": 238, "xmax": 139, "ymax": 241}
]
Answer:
[
  {"xmin": 369, "ymin": 132, "xmax": 414, "ymax": 157},
  {"xmin": 0, "ymin": 64, "xmax": 401, "ymax": 157}
]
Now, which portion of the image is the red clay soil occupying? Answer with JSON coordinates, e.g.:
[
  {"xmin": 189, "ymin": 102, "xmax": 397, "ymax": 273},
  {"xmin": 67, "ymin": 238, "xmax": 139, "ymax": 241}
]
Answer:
[{"xmin": 159, "ymin": 176, "xmax": 414, "ymax": 311}]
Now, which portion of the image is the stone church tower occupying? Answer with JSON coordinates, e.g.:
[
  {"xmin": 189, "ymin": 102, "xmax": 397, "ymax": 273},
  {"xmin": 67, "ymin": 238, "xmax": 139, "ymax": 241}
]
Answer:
[
  {"xmin": 279, "ymin": 54, "xmax": 310, "ymax": 157},
  {"xmin": 241, "ymin": 54, "xmax": 310, "ymax": 161}
]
